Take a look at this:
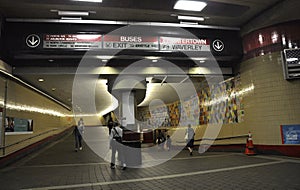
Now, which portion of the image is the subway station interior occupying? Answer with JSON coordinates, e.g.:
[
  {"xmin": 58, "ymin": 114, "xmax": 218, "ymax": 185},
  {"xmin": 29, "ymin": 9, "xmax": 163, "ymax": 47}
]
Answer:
[{"xmin": 0, "ymin": 0, "xmax": 300, "ymax": 189}]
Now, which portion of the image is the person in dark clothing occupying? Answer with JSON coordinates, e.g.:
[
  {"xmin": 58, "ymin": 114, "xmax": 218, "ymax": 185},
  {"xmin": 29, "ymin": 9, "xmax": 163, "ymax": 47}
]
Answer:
[
  {"xmin": 73, "ymin": 122, "xmax": 84, "ymax": 152},
  {"xmin": 185, "ymin": 124, "xmax": 195, "ymax": 156},
  {"xmin": 156, "ymin": 129, "xmax": 165, "ymax": 149},
  {"xmin": 107, "ymin": 118, "xmax": 114, "ymax": 135}
]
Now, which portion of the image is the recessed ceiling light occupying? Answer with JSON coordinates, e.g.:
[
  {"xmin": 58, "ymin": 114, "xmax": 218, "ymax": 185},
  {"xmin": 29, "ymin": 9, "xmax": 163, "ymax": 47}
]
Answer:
[
  {"xmin": 38, "ymin": 78, "xmax": 44, "ymax": 82},
  {"xmin": 152, "ymin": 60, "xmax": 158, "ymax": 63},
  {"xmin": 178, "ymin": 15, "xmax": 205, "ymax": 21},
  {"xmin": 52, "ymin": 88, "xmax": 56, "ymax": 91},
  {"xmin": 174, "ymin": 1, "xmax": 207, "ymax": 12},
  {"xmin": 102, "ymin": 59, "xmax": 108, "ymax": 62},
  {"xmin": 71, "ymin": 0, "xmax": 102, "ymax": 2}
]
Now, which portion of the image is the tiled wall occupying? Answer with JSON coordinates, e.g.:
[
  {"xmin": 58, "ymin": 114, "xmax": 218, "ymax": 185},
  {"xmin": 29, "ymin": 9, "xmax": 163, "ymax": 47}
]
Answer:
[
  {"xmin": 136, "ymin": 53, "xmax": 300, "ymax": 147},
  {"xmin": 236, "ymin": 52, "xmax": 300, "ymax": 145},
  {"xmin": 0, "ymin": 77, "xmax": 74, "ymax": 156}
]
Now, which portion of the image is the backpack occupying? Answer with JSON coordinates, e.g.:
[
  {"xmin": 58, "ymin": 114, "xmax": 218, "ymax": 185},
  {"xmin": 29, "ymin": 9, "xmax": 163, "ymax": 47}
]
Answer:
[{"xmin": 113, "ymin": 128, "xmax": 122, "ymax": 142}]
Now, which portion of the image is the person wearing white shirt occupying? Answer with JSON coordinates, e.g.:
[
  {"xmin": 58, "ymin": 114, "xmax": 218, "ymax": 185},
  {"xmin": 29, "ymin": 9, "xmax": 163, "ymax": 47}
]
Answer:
[
  {"xmin": 185, "ymin": 124, "xmax": 195, "ymax": 156},
  {"xmin": 109, "ymin": 122, "xmax": 127, "ymax": 170}
]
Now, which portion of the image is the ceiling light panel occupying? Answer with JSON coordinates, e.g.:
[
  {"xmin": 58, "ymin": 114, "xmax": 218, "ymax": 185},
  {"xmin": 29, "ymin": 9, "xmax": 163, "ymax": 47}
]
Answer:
[
  {"xmin": 178, "ymin": 15, "xmax": 205, "ymax": 21},
  {"xmin": 58, "ymin": 11, "xmax": 89, "ymax": 16},
  {"xmin": 71, "ymin": 0, "xmax": 102, "ymax": 2},
  {"xmin": 174, "ymin": 1, "xmax": 207, "ymax": 12}
]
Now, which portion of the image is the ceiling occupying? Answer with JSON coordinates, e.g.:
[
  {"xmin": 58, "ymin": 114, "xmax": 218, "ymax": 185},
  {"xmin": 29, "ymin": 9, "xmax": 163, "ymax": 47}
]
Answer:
[
  {"xmin": 0, "ymin": 0, "xmax": 282, "ymax": 28},
  {"xmin": 0, "ymin": 0, "xmax": 294, "ymax": 116}
]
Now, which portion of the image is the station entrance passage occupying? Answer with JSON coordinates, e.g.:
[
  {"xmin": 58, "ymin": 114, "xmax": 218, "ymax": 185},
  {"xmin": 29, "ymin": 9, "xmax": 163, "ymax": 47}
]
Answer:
[{"xmin": 1, "ymin": 131, "xmax": 300, "ymax": 190}]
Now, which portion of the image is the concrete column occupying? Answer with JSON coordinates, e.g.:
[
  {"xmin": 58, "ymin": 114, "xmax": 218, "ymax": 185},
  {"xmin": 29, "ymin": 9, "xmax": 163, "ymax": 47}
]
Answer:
[{"xmin": 108, "ymin": 75, "xmax": 146, "ymax": 131}]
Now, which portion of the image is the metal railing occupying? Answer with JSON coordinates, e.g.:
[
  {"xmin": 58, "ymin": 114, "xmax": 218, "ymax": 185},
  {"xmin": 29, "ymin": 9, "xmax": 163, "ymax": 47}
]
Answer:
[
  {"xmin": 195, "ymin": 134, "xmax": 249, "ymax": 142},
  {"xmin": 175, "ymin": 134, "xmax": 249, "ymax": 144},
  {"xmin": 0, "ymin": 128, "xmax": 58, "ymax": 151}
]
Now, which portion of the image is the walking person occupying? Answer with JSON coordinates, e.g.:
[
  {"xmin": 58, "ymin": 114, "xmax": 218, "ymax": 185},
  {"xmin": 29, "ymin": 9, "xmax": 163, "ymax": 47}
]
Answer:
[
  {"xmin": 156, "ymin": 129, "xmax": 165, "ymax": 149},
  {"xmin": 110, "ymin": 122, "xmax": 127, "ymax": 170},
  {"xmin": 185, "ymin": 124, "xmax": 195, "ymax": 156},
  {"xmin": 165, "ymin": 135, "xmax": 172, "ymax": 151},
  {"xmin": 78, "ymin": 117, "xmax": 85, "ymax": 131},
  {"xmin": 74, "ymin": 118, "xmax": 85, "ymax": 151}
]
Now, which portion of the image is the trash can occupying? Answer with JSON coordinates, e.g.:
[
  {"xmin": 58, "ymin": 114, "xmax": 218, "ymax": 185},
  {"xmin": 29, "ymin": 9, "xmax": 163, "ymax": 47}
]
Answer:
[{"xmin": 122, "ymin": 130, "xmax": 142, "ymax": 167}]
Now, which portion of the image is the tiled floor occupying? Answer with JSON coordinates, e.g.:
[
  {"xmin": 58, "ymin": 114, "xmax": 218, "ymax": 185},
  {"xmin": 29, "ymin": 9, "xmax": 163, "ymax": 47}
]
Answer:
[{"xmin": 1, "ymin": 131, "xmax": 300, "ymax": 190}]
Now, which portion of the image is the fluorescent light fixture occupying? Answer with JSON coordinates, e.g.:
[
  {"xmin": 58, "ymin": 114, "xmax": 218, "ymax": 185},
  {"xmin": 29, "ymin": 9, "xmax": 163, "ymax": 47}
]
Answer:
[
  {"xmin": 71, "ymin": 0, "xmax": 102, "ymax": 2},
  {"xmin": 58, "ymin": 11, "xmax": 89, "ymax": 16},
  {"xmin": 178, "ymin": 15, "xmax": 205, "ymax": 21},
  {"xmin": 38, "ymin": 78, "xmax": 44, "ymax": 82},
  {"xmin": 180, "ymin": 21, "xmax": 198, "ymax": 25},
  {"xmin": 145, "ymin": 56, "xmax": 160, "ymax": 60},
  {"xmin": 192, "ymin": 57, "xmax": 207, "ymax": 61},
  {"xmin": 61, "ymin": 17, "xmax": 82, "ymax": 20},
  {"xmin": 96, "ymin": 55, "xmax": 114, "ymax": 59},
  {"xmin": 174, "ymin": 0, "xmax": 207, "ymax": 12}
]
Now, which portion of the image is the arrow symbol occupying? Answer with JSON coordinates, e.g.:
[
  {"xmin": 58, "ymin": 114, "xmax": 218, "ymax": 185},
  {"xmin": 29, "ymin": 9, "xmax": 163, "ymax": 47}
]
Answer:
[
  {"xmin": 214, "ymin": 42, "xmax": 223, "ymax": 50},
  {"xmin": 28, "ymin": 36, "xmax": 38, "ymax": 46},
  {"xmin": 26, "ymin": 34, "xmax": 40, "ymax": 48},
  {"xmin": 212, "ymin": 40, "xmax": 224, "ymax": 52}
]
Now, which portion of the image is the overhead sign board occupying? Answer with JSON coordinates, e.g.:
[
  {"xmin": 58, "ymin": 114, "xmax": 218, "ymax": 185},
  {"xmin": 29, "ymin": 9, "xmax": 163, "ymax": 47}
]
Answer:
[
  {"xmin": 160, "ymin": 37, "xmax": 210, "ymax": 52},
  {"xmin": 37, "ymin": 33, "xmax": 226, "ymax": 53},
  {"xmin": 103, "ymin": 35, "xmax": 159, "ymax": 50},
  {"xmin": 43, "ymin": 34, "xmax": 102, "ymax": 49}
]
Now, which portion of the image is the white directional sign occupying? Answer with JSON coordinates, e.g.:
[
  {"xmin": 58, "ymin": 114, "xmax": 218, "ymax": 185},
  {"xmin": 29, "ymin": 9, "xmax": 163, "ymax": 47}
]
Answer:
[
  {"xmin": 104, "ymin": 35, "xmax": 159, "ymax": 50},
  {"xmin": 160, "ymin": 37, "xmax": 210, "ymax": 52},
  {"xmin": 43, "ymin": 34, "xmax": 102, "ymax": 49},
  {"xmin": 26, "ymin": 34, "xmax": 41, "ymax": 48},
  {"xmin": 212, "ymin": 39, "xmax": 224, "ymax": 52}
]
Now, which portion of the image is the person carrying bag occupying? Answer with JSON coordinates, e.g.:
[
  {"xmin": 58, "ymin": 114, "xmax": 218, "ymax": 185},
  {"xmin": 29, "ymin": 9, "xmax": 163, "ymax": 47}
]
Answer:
[{"xmin": 110, "ymin": 122, "xmax": 127, "ymax": 170}]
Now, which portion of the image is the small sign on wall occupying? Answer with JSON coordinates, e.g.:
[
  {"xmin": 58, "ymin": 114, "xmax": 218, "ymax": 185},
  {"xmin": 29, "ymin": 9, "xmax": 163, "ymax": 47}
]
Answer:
[
  {"xmin": 5, "ymin": 117, "xmax": 33, "ymax": 135},
  {"xmin": 282, "ymin": 48, "xmax": 300, "ymax": 80},
  {"xmin": 281, "ymin": 124, "xmax": 300, "ymax": 144}
]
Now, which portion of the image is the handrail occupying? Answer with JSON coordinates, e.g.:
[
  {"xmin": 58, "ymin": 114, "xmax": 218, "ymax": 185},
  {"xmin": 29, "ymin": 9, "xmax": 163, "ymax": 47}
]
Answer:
[
  {"xmin": 0, "ymin": 128, "xmax": 59, "ymax": 150},
  {"xmin": 176, "ymin": 134, "xmax": 249, "ymax": 143},
  {"xmin": 195, "ymin": 134, "xmax": 249, "ymax": 142}
]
